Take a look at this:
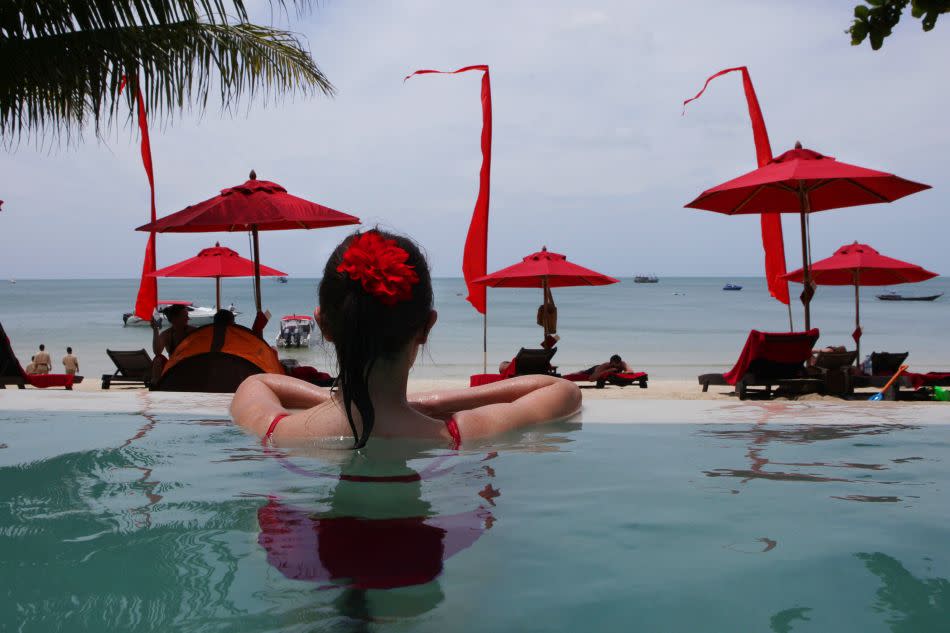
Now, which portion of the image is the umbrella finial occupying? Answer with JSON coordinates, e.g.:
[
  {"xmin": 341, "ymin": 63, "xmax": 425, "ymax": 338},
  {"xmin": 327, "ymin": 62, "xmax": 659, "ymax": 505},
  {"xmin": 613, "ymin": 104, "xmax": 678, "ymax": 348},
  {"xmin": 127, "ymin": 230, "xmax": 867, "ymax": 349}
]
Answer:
[
  {"xmin": 794, "ymin": 140, "xmax": 802, "ymax": 149},
  {"xmin": 249, "ymin": 169, "xmax": 257, "ymax": 180},
  {"xmin": 542, "ymin": 245, "xmax": 548, "ymax": 251},
  {"xmin": 215, "ymin": 241, "xmax": 220, "ymax": 247}
]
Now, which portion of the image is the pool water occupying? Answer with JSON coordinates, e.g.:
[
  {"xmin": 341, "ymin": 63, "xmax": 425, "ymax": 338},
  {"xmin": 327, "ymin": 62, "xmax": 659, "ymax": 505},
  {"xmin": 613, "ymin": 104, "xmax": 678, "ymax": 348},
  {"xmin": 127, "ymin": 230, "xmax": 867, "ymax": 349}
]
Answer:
[{"xmin": 1, "ymin": 409, "xmax": 949, "ymax": 632}]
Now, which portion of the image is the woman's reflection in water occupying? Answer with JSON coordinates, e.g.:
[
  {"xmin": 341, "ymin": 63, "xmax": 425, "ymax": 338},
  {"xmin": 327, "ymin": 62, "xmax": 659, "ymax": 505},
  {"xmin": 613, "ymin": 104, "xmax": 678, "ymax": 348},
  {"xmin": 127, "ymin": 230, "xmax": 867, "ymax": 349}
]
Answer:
[{"xmin": 256, "ymin": 441, "xmax": 502, "ymax": 626}]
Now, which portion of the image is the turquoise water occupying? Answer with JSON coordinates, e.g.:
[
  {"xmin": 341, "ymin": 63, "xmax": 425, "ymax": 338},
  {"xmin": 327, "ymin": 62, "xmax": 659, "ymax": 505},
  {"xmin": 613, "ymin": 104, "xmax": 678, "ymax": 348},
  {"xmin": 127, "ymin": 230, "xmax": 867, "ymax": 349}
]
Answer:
[
  {"xmin": 1, "ymin": 276, "xmax": 949, "ymax": 379},
  {"xmin": 2, "ymin": 410, "xmax": 949, "ymax": 632}
]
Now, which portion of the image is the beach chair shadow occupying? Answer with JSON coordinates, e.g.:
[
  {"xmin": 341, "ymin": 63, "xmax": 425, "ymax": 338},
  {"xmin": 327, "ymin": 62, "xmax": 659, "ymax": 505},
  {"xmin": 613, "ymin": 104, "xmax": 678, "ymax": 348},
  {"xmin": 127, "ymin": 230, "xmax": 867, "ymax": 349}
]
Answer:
[
  {"xmin": 698, "ymin": 329, "xmax": 820, "ymax": 400},
  {"xmin": 102, "ymin": 349, "xmax": 153, "ymax": 389}
]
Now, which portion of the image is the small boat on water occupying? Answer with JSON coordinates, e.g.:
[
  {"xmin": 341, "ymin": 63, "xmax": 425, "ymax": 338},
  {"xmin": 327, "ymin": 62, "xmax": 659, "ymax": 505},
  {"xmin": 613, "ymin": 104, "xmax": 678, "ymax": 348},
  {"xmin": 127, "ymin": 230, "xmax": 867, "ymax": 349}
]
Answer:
[
  {"xmin": 723, "ymin": 283, "xmax": 743, "ymax": 291},
  {"xmin": 634, "ymin": 274, "xmax": 659, "ymax": 284},
  {"xmin": 274, "ymin": 276, "xmax": 289, "ymax": 284},
  {"xmin": 123, "ymin": 300, "xmax": 227, "ymax": 328},
  {"xmin": 876, "ymin": 291, "xmax": 943, "ymax": 302},
  {"xmin": 275, "ymin": 315, "xmax": 315, "ymax": 348}
]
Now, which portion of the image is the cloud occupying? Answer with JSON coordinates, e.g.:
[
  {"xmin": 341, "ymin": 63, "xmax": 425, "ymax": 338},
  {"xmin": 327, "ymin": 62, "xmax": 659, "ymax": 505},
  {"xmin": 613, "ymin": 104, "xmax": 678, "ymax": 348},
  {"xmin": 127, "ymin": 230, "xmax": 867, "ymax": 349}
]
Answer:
[{"xmin": 1, "ymin": 0, "xmax": 947, "ymax": 279}]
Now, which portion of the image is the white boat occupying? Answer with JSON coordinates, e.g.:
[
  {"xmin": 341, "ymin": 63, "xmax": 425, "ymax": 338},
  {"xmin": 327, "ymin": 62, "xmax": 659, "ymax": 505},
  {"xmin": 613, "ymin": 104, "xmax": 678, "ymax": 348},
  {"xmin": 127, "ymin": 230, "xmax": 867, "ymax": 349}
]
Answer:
[
  {"xmin": 275, "ymin": 314, "xmax": 315, "ymax": 348},
  {"xmin": 122, "ymin": 301, "xmax": 228, "ymax": 328}
]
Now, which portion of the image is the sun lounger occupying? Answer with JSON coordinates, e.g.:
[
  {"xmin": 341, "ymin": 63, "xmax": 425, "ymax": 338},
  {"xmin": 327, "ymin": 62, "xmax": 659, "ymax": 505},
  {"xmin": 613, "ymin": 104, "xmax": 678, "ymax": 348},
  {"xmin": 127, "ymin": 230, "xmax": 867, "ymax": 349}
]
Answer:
[
  {"xmin": 0, "ymin": 321, "xmax": 82, "ymax": 390},
  {"xmin": 470, "ymin": 347, "xmax": 557, "ymax": 387},
  {"xmin": 807, "ymin": 350, "xmax": 858, "ymax": 397},
  {"xmin": 851, "ymin": 352, "xmax": 910, "ymax": 399},
  {"xmin": 698, "ymin": 329, "xmax": 820, "ymax": 400},
  {"xmin": 563, "ymin": 370, "xmax": 648, "ymax": 389},
  {"xmin": 101, "ymin": 349, "xmax": 153, "ymax": 389}
]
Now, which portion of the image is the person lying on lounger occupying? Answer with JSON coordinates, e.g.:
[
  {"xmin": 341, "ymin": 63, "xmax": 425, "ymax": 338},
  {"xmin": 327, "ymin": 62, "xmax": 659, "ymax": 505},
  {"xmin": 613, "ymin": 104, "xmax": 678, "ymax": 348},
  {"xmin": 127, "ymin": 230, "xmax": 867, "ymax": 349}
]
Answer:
[{"xmin": 581, "ymin": 355, "xmax": 632, "ymax": 381}]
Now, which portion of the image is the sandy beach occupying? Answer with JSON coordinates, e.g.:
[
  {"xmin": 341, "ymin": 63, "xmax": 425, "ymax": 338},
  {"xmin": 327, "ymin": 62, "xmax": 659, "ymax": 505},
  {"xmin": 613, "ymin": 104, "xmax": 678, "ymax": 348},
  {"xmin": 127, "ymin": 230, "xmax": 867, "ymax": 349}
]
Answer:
[{"xmin": 43, "ymin": 375, "xmax": 927, "ymax": 404}]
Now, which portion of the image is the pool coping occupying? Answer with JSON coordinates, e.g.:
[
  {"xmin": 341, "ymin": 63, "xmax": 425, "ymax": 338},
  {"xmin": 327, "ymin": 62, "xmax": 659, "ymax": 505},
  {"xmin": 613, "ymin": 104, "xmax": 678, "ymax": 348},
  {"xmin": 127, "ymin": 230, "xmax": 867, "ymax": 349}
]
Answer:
[{"xmin": 1, "ymin": 390, "xmax": 949, "ymax": 425}]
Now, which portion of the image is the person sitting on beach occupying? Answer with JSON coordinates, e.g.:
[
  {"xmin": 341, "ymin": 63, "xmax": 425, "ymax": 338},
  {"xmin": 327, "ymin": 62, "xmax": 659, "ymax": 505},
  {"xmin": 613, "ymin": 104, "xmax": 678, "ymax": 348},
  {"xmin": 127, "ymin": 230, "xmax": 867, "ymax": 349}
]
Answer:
[
  {"xmin": 151, "ymin": 304, "xmax": 196, "ymax": 383},
  {"xmin": 32, "ymin": 344, "xmax": 51, "ymax": 375},
  {"xmin": 24, "ymin": 355, "xmax": 37, "ymax": 375},
  {"xmin": 62, "ymin": 347, "xmax": 79, "ymax": 376},
  {"xmin": 231, "ymin": 229, "xmax": 581, "ymax": 447},
  {"xmin": 582, "ymin": 354, "xmax": 632, "ymax": 382}
]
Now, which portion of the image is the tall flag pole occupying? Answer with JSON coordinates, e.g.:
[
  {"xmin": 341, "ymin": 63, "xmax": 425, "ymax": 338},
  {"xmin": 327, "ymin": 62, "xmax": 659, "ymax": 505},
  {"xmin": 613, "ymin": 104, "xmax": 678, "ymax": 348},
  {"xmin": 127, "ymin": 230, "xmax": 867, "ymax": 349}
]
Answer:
[
  {"xmin": 406, "ymin": 65, "xmax": 492, "ymax": 371},
  {"xmin": 120, "ymin": 76, "xmax": 159, "ymax": 322},
  {"xmin": 683, "ymin": 67, "xmax": 793, "ymax": 328}
]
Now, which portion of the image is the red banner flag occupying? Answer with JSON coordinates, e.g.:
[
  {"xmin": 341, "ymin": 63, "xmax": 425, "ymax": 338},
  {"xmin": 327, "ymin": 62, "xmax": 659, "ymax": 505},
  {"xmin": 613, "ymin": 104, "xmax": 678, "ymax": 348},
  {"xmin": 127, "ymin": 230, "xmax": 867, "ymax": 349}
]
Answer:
[
  {"xmin": 405, "ymin": 65, "xmax": 491, "ymax": 314},
  {"xmin": 120, "ymin": 77, "xmax": 159, "ymax": 321},
  {"xmin": 683, "ymin": 67, "xmax": 790, "ymax": 306}
]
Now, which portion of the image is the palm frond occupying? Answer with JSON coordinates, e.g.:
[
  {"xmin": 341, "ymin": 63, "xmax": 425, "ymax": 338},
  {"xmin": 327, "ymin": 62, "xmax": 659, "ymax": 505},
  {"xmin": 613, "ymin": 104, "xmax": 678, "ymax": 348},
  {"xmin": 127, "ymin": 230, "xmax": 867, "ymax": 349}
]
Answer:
[{"xmin": 1, "ymin": 17, "xmax": 333, "ymax": 141}]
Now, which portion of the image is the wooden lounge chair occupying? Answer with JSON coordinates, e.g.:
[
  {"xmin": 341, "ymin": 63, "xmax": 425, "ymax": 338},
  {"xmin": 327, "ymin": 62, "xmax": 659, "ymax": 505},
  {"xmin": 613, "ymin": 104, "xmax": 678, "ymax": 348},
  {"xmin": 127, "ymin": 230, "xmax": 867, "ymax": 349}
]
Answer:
[
  {"xmin": 510, "ymin": 347, "xmax": 558, "ymax": 376},
  {"xmin": 469, "ymin": 347, "xmax": 558, "ymax": 387},
  {"xmin": 852, "ymin": 352, "xmax": 910, "ymax": 399},
  {"xmin": 807, "ymin": 350, "xmax": 858, "ymax": 397},
  {"xmin": 698, "ymin": 329, "xmax": 821, "ymax": 400},
  {"xmin": 0, "ymin": 321, "xmax": 82, "ymax": 390},
  {"xmin": 101, "ymin": 349, "xmax": 153, "ymax": 389}
]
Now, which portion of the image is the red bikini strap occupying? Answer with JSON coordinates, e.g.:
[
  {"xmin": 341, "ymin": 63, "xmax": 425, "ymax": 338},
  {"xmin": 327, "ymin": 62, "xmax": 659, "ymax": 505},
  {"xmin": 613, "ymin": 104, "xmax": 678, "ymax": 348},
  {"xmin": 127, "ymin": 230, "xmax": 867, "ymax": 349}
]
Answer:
[
  {"xmin": 445, "ymin": 416, "xmax": 461, "ymax": 450},
  {"xmin": 263, "ymin": 413, "xmax": 290, "ymax": 445}
]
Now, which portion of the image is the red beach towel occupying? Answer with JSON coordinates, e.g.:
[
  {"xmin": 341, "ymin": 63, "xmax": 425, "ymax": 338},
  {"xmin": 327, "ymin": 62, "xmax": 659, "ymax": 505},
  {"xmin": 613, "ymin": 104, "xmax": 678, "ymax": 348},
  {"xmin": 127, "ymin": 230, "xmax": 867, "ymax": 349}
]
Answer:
[
  {"xmin": 905, "ymin": 372, "xmax": 950, "ymax": 390},
  {"xmin": 722, "ymin": 329, "xmax": 820, "ymax": 385}
]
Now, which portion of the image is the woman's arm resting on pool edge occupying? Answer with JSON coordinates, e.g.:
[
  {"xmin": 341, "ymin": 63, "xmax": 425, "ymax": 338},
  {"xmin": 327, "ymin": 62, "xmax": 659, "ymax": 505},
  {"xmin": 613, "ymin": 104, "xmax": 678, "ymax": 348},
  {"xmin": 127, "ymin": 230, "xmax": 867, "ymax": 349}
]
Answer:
[
  {"xmin": 424, "ymin": 376, "xmax": 582, "ymax": 439},
  {"xmin": 231, "ymin": 374, "xmax": 331, "ymax": 436},
  {"xmin": 409, "ymin": 375, "xmax": 574, "ymax": 419}
]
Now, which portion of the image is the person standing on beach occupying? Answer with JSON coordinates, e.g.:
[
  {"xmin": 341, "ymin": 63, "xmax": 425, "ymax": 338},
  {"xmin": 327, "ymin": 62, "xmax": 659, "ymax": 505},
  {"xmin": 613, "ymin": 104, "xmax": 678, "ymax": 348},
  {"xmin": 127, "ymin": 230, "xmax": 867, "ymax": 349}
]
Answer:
[
  {"xmin": 151, "ymin": 305, "xmax": 196, "ymax": 383},
  {"xmin": 62, "ymin": 347, "xmax": 79, "ymax": 376},
  {"xmin": 32, "ymin": 344, "xmax": 51, "ymax": 374},
  {"xmin": 537, "ymin": 284, "xmax": 557, "ymax": 336}
]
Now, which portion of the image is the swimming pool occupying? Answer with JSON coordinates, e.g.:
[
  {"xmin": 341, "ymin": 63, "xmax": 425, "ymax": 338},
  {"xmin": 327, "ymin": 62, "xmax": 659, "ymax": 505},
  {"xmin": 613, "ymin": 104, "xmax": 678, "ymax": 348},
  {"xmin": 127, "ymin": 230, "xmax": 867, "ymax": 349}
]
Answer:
[{"xmin": 1, "ymin": 395, "xmax": 949, "ymax": 632}]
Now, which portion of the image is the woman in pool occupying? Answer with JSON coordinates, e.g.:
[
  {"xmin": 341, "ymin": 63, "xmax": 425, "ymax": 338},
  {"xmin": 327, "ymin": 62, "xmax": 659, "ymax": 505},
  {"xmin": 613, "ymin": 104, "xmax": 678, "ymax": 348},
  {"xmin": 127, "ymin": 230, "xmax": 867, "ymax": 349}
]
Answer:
[{"xmin": 231, "ymin": 229, "xmax": 581, "ymax": 448}]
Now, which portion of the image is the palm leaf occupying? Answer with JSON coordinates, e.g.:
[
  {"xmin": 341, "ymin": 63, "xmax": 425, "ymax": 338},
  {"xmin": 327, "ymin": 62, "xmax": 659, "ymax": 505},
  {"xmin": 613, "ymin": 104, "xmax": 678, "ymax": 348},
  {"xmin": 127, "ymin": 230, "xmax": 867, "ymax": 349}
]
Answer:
[{"xmin": 0, "ymin": 1, "xmax": 330, "ymax": 143}]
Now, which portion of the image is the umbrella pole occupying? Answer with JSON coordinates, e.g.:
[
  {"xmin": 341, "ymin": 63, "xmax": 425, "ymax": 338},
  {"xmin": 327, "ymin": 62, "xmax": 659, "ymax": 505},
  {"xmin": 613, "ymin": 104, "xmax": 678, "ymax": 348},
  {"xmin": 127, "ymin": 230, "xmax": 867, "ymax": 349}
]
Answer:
[
  {"xmin": 252, "ymin": 226, "xmax": 262, "ymax": 314},
  {"xmin": 854, "ymin": 273, "xmax": 862, "ymax": 365},
  {"xmin": 483, "ymin": 312, "xmax": 488, "ymax": 375},
  {"xmin": 787, "ymin": 303, "xmax": 794, "ymax": 332},
  {"xmin": 798, "ymin": 189, "xmax": 812, "ymax": 330},
  {"xmin": 216, "ymin": 277, "xmax": 221, "ymax": 312}
]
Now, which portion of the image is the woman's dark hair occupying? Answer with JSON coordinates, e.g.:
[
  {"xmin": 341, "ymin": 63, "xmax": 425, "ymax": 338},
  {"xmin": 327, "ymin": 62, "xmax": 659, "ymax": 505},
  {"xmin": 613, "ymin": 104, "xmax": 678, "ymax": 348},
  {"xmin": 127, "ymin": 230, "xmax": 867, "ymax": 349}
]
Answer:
[
  {"xmin": 610, "ymin": 354, "xmax": 622, "ymax": 363},
  {"xmin": 318, "ymin": 229, "xmax": 433, "ymax": 448}
]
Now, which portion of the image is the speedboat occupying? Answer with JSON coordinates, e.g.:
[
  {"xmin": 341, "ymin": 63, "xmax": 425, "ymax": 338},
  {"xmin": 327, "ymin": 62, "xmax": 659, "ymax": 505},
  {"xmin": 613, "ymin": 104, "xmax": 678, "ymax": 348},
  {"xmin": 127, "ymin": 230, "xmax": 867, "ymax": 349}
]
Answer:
[
  {"xmin": 723, "ymin": 283, "xmax": 743, "ymax": 291},
  {"xmin": 274, "ymin": 276, "xmax": 288, "ymax": 284},
  {"xmin": 275, "ymin": 314, "xmax": 315, "ymax": 348},
  {"xmin": 634, "ymin": 274, "xmax": 659, "ymax": 283},
  {"xmin": 122, "ymin": 301, "xmax": 223, "ymax": 328}
]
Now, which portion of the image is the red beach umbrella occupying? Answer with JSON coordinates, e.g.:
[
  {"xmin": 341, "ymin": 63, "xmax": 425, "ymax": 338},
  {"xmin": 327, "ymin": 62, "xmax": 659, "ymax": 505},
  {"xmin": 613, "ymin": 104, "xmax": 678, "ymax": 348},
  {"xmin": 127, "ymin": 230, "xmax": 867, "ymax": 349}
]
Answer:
[
  {"xmin": 474, "ymin": 247, "xmax": 618, "ymax": 288},
  {"xmin": 137, "ymin": 171, "xmax": 360, "ymax": 314},
  {"xmin": 686, "ymin": 142, "xmax": 930, "ymax": 329},
  {"xmin": 473, "ymin": 247, "xmax": 618, "ymax": 336},
  {"xmin": 148, "ymin": 243, "xmax": 287, "ymax": 311},
  {"xmin": 783, "ymin": 242, "xmax": 938, "ymax": 361}
]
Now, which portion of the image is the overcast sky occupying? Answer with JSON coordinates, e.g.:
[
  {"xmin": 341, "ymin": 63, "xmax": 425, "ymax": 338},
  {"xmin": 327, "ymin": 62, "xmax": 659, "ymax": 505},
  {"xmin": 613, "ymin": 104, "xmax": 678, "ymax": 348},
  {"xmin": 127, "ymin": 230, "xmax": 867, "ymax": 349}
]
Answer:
[{"xmin": 1, "ymin": 1, "xmax": 948, "ymax": 279}]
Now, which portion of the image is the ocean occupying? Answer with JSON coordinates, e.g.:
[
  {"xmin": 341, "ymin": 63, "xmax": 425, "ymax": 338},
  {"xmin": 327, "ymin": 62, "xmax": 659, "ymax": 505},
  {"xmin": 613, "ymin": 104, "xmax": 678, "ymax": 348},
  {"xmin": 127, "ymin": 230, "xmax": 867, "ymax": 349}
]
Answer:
[{"xmin": 1, "ymin": 276, "xmax": 948, "ymax": 381}]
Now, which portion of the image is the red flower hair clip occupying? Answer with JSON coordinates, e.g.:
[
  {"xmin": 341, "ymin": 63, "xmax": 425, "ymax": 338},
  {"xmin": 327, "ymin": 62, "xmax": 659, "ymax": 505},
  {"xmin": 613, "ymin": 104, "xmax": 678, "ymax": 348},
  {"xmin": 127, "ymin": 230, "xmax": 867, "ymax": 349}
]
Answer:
[{"xmin": 337, "ymin": 232, "xmax": 420, "ymax": 305}]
